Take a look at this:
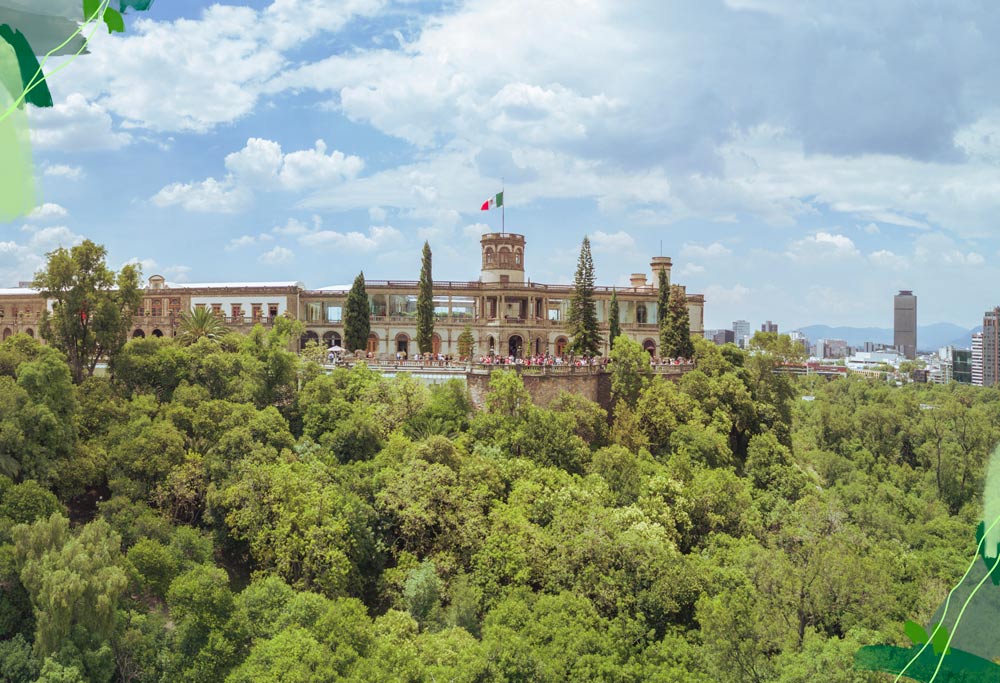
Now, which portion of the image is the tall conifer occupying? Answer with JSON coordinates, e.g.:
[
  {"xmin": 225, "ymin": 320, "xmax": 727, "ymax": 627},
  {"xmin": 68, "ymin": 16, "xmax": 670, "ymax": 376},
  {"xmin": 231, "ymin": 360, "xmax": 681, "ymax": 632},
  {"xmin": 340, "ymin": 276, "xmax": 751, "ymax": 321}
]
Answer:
[
  {"xmin": 667, "ymin": 284, "xmax": 695, "ymax": 358},
  {"xmin": 343, "ymin": 271, "xmax": 370, "ymax": 353},
  {"xmin": 608, "ymin": 288, "xmax": 621, "ymax": 345},
  {"xmin": 567, "ymin": 236, "xmax": 601, "ymax": 356},
  {"xmin": 417, "ymin": 241, "xmax": 434, "ymax": 354},
  {"xmin": 657, "ymin": 267, "xmax": 671, "ymax": 355}
]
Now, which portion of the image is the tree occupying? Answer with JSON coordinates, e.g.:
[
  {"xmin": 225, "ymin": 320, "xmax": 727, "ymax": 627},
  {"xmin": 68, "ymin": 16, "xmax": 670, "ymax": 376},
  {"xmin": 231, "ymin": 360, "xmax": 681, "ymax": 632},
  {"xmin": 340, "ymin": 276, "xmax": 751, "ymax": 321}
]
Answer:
[
  {"xmin": 33, "ymin": 240, "xmax": 142, "ymax": 383},
  {"xmin": 656, "ymin": 266, "xmax": 670, "ymax": 354},
  {"xmin": 608, "ymin": 288, "xmax": 621, "ymax": 344},
  {"xmin": 417, "ymin": 242, "xmax": 434, "ymax": 355},
  {"xmin": 457, "ymin": 326, "xmax": 474, "ymax": 360},
  {"xmin": 178, "ymin": 307, "xmax": 228, "ymax": 345},
  {"xmin": 566, "ymin": 236, "xmax": 600, "ymax": 356},
  {"xmin": 664, "ymin": 284, "xmax": 694, "ymax": 358},
  {"xmin": 343, "ymin": 272, "xmax": 371, "ymax": 354},
  {"xmin": 610, "ymin": 335, "xmax": 649, "ymax": 408}
]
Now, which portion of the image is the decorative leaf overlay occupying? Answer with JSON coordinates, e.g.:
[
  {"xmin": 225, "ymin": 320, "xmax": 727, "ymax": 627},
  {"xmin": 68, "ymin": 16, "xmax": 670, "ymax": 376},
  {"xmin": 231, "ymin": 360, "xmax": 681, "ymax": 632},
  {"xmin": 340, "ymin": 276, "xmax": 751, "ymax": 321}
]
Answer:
[
  {"xmin": 975, "ymin": 521, "xmax": 1000, "ymax": 585},
  {"xmin": 929, "ymin": 623, "xmax": 952, "ymax": 657},
  {"xmin": 103, "ymin": 8, "xmax": 125, "ymax": 33},
  {"xmin": 83, "ymin": 0, "xmax": 102, "ymax": 21},
  {"xmin": 904, "ymin": 620, "xmax": 928, "ymax": 646}
]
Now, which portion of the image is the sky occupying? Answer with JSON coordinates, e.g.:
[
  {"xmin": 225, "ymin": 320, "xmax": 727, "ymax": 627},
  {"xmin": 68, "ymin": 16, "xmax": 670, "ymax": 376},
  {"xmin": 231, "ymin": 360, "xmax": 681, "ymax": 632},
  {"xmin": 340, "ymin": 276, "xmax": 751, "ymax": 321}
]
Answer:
[{"xmin": 3, "ymin": 0, "xmax": 1000, "ymax": 331}]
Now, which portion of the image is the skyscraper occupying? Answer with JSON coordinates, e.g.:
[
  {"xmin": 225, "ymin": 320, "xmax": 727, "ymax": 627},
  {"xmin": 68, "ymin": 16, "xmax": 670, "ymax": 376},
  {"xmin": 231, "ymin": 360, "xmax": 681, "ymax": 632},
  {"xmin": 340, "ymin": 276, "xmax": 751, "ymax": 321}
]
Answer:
[
  {"xmin": 761, "ymin": 320, "xmax": 778, "ymax": 333},
  {"xmin": 972, "ymin": 332, "xmax": 984, "ymax": 386},
  {"xmin": 982, "ymin": 309, "xmax": 1000, "ymax": 387},
  {"xmin": 893, "ymin": 290, "xmax": 917, "ymax": 359},
  {"xmin": 733, "ymin": 320, "xmax": 750, "ymax": 347}
]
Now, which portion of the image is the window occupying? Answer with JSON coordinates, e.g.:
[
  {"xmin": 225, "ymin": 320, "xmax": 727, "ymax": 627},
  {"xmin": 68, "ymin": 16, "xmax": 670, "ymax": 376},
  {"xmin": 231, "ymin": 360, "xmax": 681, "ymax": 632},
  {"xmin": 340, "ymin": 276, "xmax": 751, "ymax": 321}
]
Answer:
[
  {"xmin": 251, "ymin": 304, "xmax": 262, "ymax": 320},
  {"xmin": 326, "ymin": 305, "xmax": 343, "ymax": 322},
  {"xmin": 195, "ymin": 303, "xmax": 206, "ymax": 311},
  {"xmin": 268, "ymin": 303, "xmax": 279, "ymax": 318},
  {"xmin": 211, "ymin": 304, "xmax": 223, "ymax": 316},
  {"xmin": 485, "ymin": 247, "xmax": 494, "ymax": 264},
  {"xmin": 231, "ymin": 304, "xmax": 243, "ymax": 318},
  {"xmin": 151, "ymin": 299, "xmax": 162, "ymax": 316},
  {"xmin": 636, "ymin": 303, "xmax": 647, "ymax": 324},
  {"xmin": 367, "ymin": 334, "xmax": 379, "ymax": 353},
  {"xmin": 168, "ymin": 298, "xmax": 182, "ymax": 314},
  {"xmin": 306, "ymin": 302, "xmax": 323, "ymax": 322},
  {"xmin": 515, "ymin": 249, "xmax": 522, "ymax": 265}
]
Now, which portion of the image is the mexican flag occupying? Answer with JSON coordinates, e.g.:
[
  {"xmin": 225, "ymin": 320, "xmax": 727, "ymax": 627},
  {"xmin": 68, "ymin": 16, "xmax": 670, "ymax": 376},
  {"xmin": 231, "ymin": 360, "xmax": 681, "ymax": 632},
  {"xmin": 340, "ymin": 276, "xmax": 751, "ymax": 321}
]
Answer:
[{"xmin": 481, "ymin": 191, "xmax": 503, "ymax": 211}]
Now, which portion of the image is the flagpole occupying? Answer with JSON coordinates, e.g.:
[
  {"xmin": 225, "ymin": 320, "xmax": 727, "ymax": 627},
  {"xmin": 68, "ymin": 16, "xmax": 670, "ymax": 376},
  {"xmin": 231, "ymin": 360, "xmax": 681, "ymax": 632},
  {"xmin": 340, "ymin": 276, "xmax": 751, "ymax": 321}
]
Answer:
[{"xmin": 502, "ymin": 177, "xmax": 505, "ymax": 235}]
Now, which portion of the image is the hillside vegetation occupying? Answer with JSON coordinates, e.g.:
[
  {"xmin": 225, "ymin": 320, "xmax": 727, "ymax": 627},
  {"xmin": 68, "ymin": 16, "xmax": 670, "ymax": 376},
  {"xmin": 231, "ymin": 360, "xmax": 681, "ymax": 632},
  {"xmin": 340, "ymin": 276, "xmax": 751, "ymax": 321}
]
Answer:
[{"xmin": 0, "ymin": 328, "xmax": 995, "ymax": 683}]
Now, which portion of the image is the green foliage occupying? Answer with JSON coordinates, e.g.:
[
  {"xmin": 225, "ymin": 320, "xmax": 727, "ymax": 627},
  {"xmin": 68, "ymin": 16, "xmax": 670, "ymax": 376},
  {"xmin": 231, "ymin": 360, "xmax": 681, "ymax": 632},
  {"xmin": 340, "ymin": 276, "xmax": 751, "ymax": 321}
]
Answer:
[
  {"xmin": 33, "ymin": 239, "xmax": 142, "ymax": 383},
  {"xmin": 566, "ymin": 236, "xmax": 601, "ymax": 356},
  {"xmin": 610, "ymin": 334, "xmax": 650, "ymax": 408},
  {"xmin": 178, "ymin": 306, "xmax": 229, "ymax": 345},
  {"xmin": 343, "ymin": 272, "xmax": 370, "ymax": 353},
  {"xmin": 661, "ymin": 284, "xmax": 694, "ymax": 358},
  {"xmin": 457, "ymin": 325, "xmax": 474, "ymax": 360},
  {"xmin": 657, "ymin": 266, "xmax": 670, "ymax": 346},
  {"xmin": 608, "ymin": 287, "xmax": 621, "ymax": 343},
  {"xmin": 417, "ymin": 241, "xmax": 434, "ymax": 354}
]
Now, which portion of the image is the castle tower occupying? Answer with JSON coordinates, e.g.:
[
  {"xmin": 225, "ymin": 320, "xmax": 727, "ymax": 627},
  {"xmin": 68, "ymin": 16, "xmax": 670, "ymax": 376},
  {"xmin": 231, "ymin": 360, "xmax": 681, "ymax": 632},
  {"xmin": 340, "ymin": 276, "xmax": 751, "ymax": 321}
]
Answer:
[
  {"xmin": 480, "ymin": 232, "xmax": 526, "ymax": 284},
  {"xmin": 650, "ymin": 256, "xmax": 672, "ymax": 285}
]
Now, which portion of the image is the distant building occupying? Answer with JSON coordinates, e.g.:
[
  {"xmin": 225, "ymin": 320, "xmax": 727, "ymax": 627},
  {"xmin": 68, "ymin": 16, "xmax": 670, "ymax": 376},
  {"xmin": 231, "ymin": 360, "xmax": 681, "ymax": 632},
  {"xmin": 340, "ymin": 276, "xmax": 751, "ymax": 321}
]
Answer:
[
  {"xmin": 953, "ymin": 348, "xmax": 972, "ymax": 384},
  {"xmin": 733, "ymin": 320, "xmax": 750, "ymax": 347},
  {"xmin": 788, "ymin": 330, "xmax": 809, "ymax": 354},
  {"xmin": 894, "ymin": 290, "xmax": 917, "ymax": 359},
  {"xmin": 845, "ymin": 350, "xmax": 904, "ymax": 376},
  {"xmin": 972, "ymin": 332, "xmax": 984, "ymax": 386},
  {"xmin": 983, "ymin": 308, "xmax": 1000, "ymax": 387},
  {"xmin": 817, "ymin": 338, "xmax": 849, "ymax": 359},
  {"xmin": 712, "ymin": 329, "xmax": 735, "ymax": 345},
  {"xmin": 761, "ymin": 320, "xmax": 778, "ymax": 333}
]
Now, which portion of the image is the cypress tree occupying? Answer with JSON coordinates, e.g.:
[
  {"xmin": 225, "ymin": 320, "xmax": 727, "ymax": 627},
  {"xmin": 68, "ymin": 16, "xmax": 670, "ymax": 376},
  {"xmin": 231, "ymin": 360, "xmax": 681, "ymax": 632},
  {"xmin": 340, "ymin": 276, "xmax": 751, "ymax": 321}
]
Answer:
[
  {"xmin": 457, "ymin": 325, "xmax": 474, "ymax": 360},
  {"xmin": 417, "ymin": 241, "xmax": 434, "ymax": 354},
  {"xmin": 567, "ymin": 236, "xmax": 601, "ymax": 356},
  {"xmin": 657, "ymin": 267, "xmax": 671, "ymax": 356},
  {"xmin": 608, "ymin": 288, "xmax": 621, "ymax": 345},
  {"xmin": 343, "ymin": 271, "xmax": 370, "ymax": 353},
  {"xmin": 667, "ymin": 284, "xmax": 694, "ymax": 358}
]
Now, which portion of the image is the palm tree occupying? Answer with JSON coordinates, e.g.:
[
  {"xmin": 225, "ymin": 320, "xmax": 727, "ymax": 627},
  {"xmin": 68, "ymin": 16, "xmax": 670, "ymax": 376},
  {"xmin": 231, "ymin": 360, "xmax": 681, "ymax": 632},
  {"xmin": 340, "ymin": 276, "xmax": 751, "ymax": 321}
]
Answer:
[{"xmin": 178, "ymin": 307, "xmax": 227, "ymax": 345}]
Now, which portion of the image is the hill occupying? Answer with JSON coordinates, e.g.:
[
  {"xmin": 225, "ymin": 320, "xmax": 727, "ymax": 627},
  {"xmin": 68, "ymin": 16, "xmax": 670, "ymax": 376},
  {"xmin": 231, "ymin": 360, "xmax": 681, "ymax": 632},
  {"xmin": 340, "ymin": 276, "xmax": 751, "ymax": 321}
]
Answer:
[{"xmin": 793, "ymin": 323, "xmax": 979, "ymax": 351}]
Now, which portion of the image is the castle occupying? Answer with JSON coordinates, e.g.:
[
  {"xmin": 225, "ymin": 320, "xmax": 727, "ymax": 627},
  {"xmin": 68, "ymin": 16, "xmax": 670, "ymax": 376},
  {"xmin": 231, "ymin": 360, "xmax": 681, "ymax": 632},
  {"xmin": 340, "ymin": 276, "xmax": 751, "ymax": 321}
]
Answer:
[{"xmin": 0, "ymin": 232, "xmax": 704, "ymax": 358}]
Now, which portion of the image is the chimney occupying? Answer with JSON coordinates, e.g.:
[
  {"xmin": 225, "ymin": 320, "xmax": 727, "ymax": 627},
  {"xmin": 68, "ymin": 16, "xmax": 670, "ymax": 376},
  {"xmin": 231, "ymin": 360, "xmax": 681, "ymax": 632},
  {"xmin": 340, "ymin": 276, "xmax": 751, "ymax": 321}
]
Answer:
[
  {"xmin": 650, "ymin": 256, "xmax": 672, "ymax": 285},
  {"xmin": 629, "ymin": 273, "xmax": 647, "ymax": 288}
]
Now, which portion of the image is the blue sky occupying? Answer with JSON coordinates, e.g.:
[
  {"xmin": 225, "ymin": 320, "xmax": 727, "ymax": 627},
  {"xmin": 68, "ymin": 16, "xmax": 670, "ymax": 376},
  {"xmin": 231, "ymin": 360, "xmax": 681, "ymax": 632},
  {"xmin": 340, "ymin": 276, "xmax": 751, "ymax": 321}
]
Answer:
[{"xmin": 3, "ymin": 0, "xmax": 1000, "ymax": 330}]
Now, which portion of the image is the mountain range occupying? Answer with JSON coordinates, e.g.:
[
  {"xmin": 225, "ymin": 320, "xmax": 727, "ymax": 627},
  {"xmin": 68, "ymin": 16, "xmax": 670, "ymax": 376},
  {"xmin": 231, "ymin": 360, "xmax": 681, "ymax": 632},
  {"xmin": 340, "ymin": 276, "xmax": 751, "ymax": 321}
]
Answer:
[{"xmin": 792, "ymin": 323, "xmax": 981, "ymax": 351}]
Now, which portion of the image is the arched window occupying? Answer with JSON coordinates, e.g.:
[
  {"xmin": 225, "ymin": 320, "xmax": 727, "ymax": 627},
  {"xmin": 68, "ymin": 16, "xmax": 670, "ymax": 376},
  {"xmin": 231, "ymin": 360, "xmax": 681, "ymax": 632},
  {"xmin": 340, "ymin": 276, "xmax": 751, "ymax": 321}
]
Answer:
[
  {"xmin": 515, "ymin": 249, "xmax": 522, "ymax": 266},
  {"xmin": 643, "ymin": 339, "xmax": 656, "ymax": 356},
  {"xmin": 487, "ymin": 335, "xmax": 495, "ymax": 352},
  {"xmin": 323, "ymin": 331, "xmax": 342, "ymax": 347},
  {"xmin": 431, "ymin": 334, "xmax": 442, "ymax": 354},
  {"xmin": 132, "ymin": 329, "xmax": 146, "ymax": 339},
  {"xmin": 636, "ymin": 303, "xmax": 647, "ymax": 324},
  {"xmin": 484, "ymin": 247, "xmax": 495, "ymax": 264},
  {"xmin": 299, "ymin": 330, "xmax": 319, "ymax": 350},
  {"xmin": 395, "ymin": 333, "xmax": 410, "ymax": 356},
  {"xmin": 24, "ymin": 328, "xmax": 33, "ymax": 338},
  {"xmin": 555, "ymin": 336, "xmax": 568, "ymax": 356},
  {"xmin": 2, "ymin": 328, "xmax": 11, "ymax": 340},
  {"xmin": 499, "ymin": 247, "xmax": 511, "ymax": 266}
]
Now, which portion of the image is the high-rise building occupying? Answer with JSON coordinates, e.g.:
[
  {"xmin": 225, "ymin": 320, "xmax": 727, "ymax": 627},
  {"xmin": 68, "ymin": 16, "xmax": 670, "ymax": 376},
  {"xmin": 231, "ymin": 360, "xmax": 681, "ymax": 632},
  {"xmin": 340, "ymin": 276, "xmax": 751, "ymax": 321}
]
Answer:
[
  {"xmin": 712, "ymin": 329, "xmax": 735, "ymax": 345},
  {"xmin": 817, "ymin": 338, "xmax": 849, "ymax": 359},
  {"xmin": 733, "ymin": 320, "xmax": 750, "ymax": 347},
  {"xmin": 982, "ymin": 309, "xmax": 1000, "ymax": 387},
  {"xmin": 761, "ymin": 320, "xmax": 778, "ymax": 333},
  {"xmin": 972, "ymin": 332, "xmax": 984, "ymax": 386},
  {"xmin": 953, "ymin": 349, "xmax": 972, "ymax": 384},
  {"xmin": 893, "ymin": 290, "xmax": 917, "ymax": 359}
]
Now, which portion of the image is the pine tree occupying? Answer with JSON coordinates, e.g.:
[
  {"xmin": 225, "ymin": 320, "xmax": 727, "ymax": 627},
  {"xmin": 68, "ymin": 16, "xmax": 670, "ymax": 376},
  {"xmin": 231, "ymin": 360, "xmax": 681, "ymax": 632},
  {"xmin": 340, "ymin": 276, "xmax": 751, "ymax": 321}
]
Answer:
[
  {"xmin": 417, "ymin": 241, "xmax": 434, "ymax": 354},
  {"xmin": 343, "ymin": 271, "xmax": 370, "ymax": 353},
  {"xmin": 657, "ymin": 266, "xmax": 671, "ymax": 356},
  {"xmin": 567, "ymin": 236, "xmax": 601, "ymax": 356},
  {"xmin": 667, "ymin": 284, "xmax": 694, "ymax": 358},
  {"xmin": 608, "ymin": 288, "xmax": 621, "ymax": 345}
]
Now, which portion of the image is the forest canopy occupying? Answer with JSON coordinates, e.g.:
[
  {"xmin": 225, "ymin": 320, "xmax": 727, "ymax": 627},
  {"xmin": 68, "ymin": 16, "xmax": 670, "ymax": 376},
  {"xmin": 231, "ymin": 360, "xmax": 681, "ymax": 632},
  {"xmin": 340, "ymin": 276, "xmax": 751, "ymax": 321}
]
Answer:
[{"xmin": 0, "ymin": 324, "xmax": 994, "ymax": 682}]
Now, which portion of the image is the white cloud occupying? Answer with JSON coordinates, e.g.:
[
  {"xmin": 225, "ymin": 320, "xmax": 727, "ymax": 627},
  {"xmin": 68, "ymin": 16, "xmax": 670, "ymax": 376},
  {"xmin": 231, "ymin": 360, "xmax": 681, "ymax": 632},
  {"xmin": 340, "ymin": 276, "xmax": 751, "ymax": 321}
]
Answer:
[
  {"xmin": 60, "ymin": 2, "xmax": 383, "ymax": 134},
  {"xmin": 590, "ymin": 230, "xmax": 636, "ymax": 253},
  {"xmin": 29, "ymin": 94, "xmax": 131, "ymax": 150},
  {"xmin": 677, "ymin": 263, "xmax": 706, "ymax": 277},
  {"xmin": 225, "ymin": 234, "xmax": 272, "ymax": 251},
  {"xmin": 299, "ymin": 225, "xmax": 402, "ymax": 251},
  {"xmin": 27, "ymin": 203, "xmax": 68, "ymax": 221},
  {"xmin": 681, "ymin": 241, "xmax": 731, "ymax": 259},
  {"xmin": 369, "ymin": 206, "xmax": 387, "ymax": 223},
  {"xmin": 273, "ymin": 216, "xmax": 319, "ymax": 235},
  {"xmin": 42, "ymin": 164, "xmax": 83, "ymax": 180},
  {"xmin": 259, "ymin": 245, "xmax": 295, "ymax": 264},
  {"xmin": 868, "ymin": 249, "xmax": 908, "ymax": 270},
  {"xmin": 704, "ymin": 283, "xmax": 751, "ymax": 305},
  {"xmin": 24, "ymin": 226, "xmax": 83, "ymax": 251},
  {"xmin": 153, "ymin": 138, "xmax": 363, "ymax": 212},
  {"xmin": 787, "ymin": 231, "xmax": 859, "ymax": 260},
  {"xmin": 151, "ymin": 177, "xmax": 250, "ymax": 213},
  {"xmin": 860, "ymin": 222, "xmax": 880, "ymax": 234}
]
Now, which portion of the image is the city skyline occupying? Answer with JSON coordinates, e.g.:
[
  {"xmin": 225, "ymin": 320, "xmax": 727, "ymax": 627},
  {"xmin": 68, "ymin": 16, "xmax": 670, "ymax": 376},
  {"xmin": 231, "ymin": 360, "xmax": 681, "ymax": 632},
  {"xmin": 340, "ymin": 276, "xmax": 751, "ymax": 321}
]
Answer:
[{"xmin": 4, "ymin": 1, "xmax": 1000, "ymax": 330}]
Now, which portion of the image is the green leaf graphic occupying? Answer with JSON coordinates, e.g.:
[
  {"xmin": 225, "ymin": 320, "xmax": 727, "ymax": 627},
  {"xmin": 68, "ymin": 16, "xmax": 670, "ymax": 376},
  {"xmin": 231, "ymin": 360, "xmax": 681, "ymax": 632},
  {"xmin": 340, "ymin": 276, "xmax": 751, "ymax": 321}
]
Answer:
[
  {"xmin": 83, "ymin": 0, "xmax": 102, "ymax": 21},
  {"xmin": 930, "ymin": 623, "xmax": 951, "ymax": 656},
  {"xmin": 904, "ymin": 620, "xmax": 929, "ymax": 645},
  {"xmin": 103, "ymin": 8, "xmax": 125, "ymax": 33}
]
